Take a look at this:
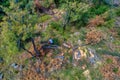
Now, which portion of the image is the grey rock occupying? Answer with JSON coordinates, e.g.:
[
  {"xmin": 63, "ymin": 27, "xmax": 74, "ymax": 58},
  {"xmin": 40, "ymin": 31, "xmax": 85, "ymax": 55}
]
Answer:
[{"xmin": 11, "ymin": 63, "xmax": 19, "ymax": 69}]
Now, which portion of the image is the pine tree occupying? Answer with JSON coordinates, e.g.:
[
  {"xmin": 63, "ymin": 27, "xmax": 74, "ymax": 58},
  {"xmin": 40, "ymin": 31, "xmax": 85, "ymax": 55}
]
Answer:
[{"xmin": 0, "ymin": 0, "xmax": 39, "ymax": 62}]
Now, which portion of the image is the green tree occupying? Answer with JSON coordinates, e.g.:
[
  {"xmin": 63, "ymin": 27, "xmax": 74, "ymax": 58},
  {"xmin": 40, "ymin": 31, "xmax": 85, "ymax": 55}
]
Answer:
[
  {"xmin": 0, "ymin": 0, "xmax": 38, "ymax": 62},
  {"xmin": 62, "ymin": 1, "xmax": 90, "ymax": 28}
]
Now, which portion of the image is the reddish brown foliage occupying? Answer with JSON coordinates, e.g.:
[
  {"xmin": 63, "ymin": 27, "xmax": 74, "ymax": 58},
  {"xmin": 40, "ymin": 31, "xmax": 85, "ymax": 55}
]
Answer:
[
  {"xmin": 101, "ymin": 55, "xmax": 120, "ymax": 80},
  {"xmin": 87, "ymin": 16, "xmax": 104, "ymax": 27},
  {"xmin": 85, "ymin": 30, "xmax": 104, "ymax": 44}
]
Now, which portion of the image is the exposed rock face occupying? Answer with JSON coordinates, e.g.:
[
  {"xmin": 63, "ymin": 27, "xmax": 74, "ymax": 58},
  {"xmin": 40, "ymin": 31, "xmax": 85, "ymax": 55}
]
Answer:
[{"xmin": 104, "ymin": 0, "xmax": 120, "ymax": 6}]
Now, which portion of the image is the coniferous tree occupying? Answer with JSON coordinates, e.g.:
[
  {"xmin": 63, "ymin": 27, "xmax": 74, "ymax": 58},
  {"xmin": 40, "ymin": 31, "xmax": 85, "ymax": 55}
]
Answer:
[{"xmin": 0, "ymin": 0, "xmax": 38, "ymax": 62}]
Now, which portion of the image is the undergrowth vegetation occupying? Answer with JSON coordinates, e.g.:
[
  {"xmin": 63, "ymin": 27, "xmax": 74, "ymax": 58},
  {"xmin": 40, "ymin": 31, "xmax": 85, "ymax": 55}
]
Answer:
[{"xmin": 0, "ymin": 0, "xmax": 120, "ymax": 80}]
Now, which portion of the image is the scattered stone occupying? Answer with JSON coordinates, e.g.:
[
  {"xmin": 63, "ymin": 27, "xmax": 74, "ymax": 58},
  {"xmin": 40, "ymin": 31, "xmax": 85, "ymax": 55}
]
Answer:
[
  {"xmin": 83, "ymin": 69, "xmax": 91, "ymax": 80},
  {"xmin": 81, "ymin": 64, "xmax": 87, "ymax": 70},
  {"xmin": 78, "ymin": 40, "xmax": 82, "ymax": 45},
  {"xmin": 11, "ymin": 63, "xmax": 19, "ymax": 69},
  {"xmin": 73, "ymin": 51, "xmax": 81, "ymax": 61},
  {"xmin": 72, "ymin": 46, "xmax": 88, "ymax": 66},
  {"xmin": 63, "ymin": 43, "xmax": 71, "ymax": 48},
  {"xmin": 74, "ymin": 32, "xmax": 80, "ymax": 36},
  {"xmin": 78, "ymin": 47, "xmax": 87, "ymax": 59},
  {"xmin": 48, "ymin": 38, "xmax": 54, "ymax": 44}
]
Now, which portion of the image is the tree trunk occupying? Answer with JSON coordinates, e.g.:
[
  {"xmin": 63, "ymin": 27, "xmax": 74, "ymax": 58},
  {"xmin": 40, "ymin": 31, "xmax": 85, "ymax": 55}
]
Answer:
[{"xmin": 31, "ymin": 38, "xmax": 40, "ymax": 56}]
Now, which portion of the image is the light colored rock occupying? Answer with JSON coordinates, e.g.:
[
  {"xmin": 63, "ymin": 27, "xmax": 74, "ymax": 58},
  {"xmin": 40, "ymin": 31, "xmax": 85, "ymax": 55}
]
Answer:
[
  {"xmin": 83, "ymin": 69, "xmax": 92, "ymax": 80},
  {"xmin": 74, "ymin": 51, "xmax": 81, "ymax": 61},
  {"xmin": 11, "ymin": 63, "xmax": 19, "ymax": 69},
  {"xmin": 63, "ymin": 43, "xmax": 71, "ymax": 48},
  {"xmin": 78, "ymin": 47, "xmax": 87, "ymax": 59},
  {"xmin": 73, "ymin": 47, "xmax": 87, "ymax": 61},
  {"xmin": 78, "ymin": 40, "xmax": 82, "ymax": 45},
  {"xmin": 74, "ymin": 32, "xmax": 80, "ymax": 36}
]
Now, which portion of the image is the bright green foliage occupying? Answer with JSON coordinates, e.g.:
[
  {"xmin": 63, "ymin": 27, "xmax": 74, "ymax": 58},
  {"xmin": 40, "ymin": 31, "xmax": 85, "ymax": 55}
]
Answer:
[
  {"xmin": 61, "ymin": 2, "xmax": 90, "ymax": 28},
  {"xmin": 59, "ymin": 0, "xmax": 111, "ymax": 29}
]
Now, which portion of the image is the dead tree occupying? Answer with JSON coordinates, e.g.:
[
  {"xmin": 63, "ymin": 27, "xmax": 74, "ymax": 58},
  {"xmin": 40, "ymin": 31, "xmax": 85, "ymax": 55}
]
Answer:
[
  {"xmin": 31, "ymin": 38, "xmax": 40, "ymax": 56},
  {"xmin": 18, "ymin": 37, "xmax": 40, "ymax": 57}
]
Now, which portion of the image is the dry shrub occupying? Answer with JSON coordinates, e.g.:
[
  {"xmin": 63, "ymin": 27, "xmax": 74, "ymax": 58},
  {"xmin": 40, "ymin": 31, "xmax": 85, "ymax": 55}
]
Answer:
[
  {"xmin": 87, "ymin": 16, "xmax": 104, "ymax": 27},
  {"xmin": 85, "ymin": 30, "xmax": 104, "ymax": 44}
]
